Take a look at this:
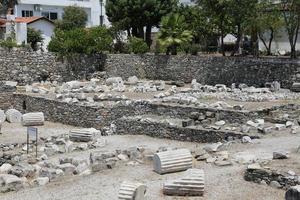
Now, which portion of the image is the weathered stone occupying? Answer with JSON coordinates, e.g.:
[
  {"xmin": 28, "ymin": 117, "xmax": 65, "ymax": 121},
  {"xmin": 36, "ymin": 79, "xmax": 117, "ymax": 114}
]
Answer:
[
  {"xmin": 69, "ymin": 129, "xmax": 95, "ymax": 142},
  {"xmin": 285, "ymin": 185, "xmax": 300, "ymax": 200},
  {"xmin": 270, "ymin": 181, "xmax": 281, "ymax": 189},
  {"xmin": 33, "ymin": 177, "xmax": 49, "ymax": 186},
  {"xmin": 0, "ymin": 174, "xmax": 23, "ymax": 192},
  {"xmin": 153, "ymin": 149, "xmax": 192, "ymax": 175},
  {"xmin": 215, "ymin": 120, "xmax": 226, "ymax": 126},
  {"xmin": 0, "ymin": 163, "xmax": 12, "ymax": 174},
  {"xmin": 57, "ymin": 163, "xmax": 76, "ymax": 175},
  {"xmin": 203, "ymin": 142, "xmax": 222, "ymax": 153},
  {"xmin": 118, "ymin": 181, "xmax": 147, "ymax": 200},
  {"xmin": 273, "ymin": 151, "xmax": 289, "ymax": 159},
  {"xmin": 242, "ymin": 136, "xmax": 252, "ymax": 144},
  {"xmin": 5, "ymin": 109, "xmax": 22, "ymax": 123},
  {"xmin": 0, "ymin": 110, "xmax": 6, "ymax": 123},
  {"xmin": 22, "ymin": 112, "xmax": 45, "ymax": 126},
  {"xmin": 163, "ymin": 169, "xmax": 204, "ymax": 196}
]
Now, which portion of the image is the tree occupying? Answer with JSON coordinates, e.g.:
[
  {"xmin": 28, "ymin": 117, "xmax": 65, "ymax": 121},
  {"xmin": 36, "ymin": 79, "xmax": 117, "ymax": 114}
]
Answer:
[
  {"xmin": 227, "ymin": 0, "xmax": 258, "ymax": 56},
  {"xmin": 86, "ymin": 26, "xmax": 113, "ymax": 54},
  {"xmin": 197, "ymin": 0, "xmax": 232, "ymax": 56},
  {"xmin": 106, "ymin": 0, "xmax": 178, "ymax": 46},
  {"xmin": 56, "ymin": 6, "xmax": 88, "ymax": 31},
  {"xmin": 27, "ymin": 28, "xmax": 43, "ymax": 51},
  {"xmin": 178, "ymin": 5, "xmax": 217, "ymax": 49},
  {"xmin": 0, "ymin": 0, "xmax": 17, "ymax": 16},
  {"xmin": 255, "ymin": 1, "xmax": 283, "ymax": 56},
  {"xmin": 281, "ymin": 0, "xmax": 300, "ymax": 58},
  {"xmin": 157, "ymin": 13, "xmax": 193, "ymax": 55}
]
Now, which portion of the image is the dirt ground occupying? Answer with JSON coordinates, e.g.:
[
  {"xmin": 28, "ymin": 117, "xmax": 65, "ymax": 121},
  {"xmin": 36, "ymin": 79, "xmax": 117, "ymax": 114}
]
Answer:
[{"xmin": 0, "ymin": 121, "xmax": 298, "ymax": 200}]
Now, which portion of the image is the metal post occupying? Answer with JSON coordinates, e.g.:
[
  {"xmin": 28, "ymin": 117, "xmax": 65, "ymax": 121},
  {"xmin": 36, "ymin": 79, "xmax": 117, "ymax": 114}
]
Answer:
[
  {"xmin": 27, "ymin": 130, "xmax": 29, "ymax": 154},
  {"xmin": 36, "ymin": 129, "xmax": 38, "ymax": 159}
]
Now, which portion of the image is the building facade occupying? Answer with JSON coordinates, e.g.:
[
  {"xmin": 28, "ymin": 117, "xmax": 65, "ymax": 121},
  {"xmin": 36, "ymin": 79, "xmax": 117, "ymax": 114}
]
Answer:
[{"xmin": 14, "ymin": 0, "xmax": 109, "ymax": 27}]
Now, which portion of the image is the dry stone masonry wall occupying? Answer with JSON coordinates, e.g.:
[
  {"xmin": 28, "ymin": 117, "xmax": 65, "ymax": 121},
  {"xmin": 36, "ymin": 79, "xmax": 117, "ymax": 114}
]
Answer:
[{"xmin": 0, "ymin": 48, "xmax": 299, "ymax": 88}]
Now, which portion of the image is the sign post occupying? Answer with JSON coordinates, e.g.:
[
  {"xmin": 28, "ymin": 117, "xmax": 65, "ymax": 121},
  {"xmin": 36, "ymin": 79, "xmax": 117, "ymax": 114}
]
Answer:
[{"xmin": 27, "ymin": 127, "xmax": 38, "ymax": 159}]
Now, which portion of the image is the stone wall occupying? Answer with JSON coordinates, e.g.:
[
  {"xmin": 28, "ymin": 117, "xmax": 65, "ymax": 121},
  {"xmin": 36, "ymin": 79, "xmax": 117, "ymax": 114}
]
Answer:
[
  {"xmin": 104, "ymin": 54, "xmax": 300, "ymax": 88},
  {"xmin": 115, "ymin": 116, "xmax": 248, "ymax": 143},
  {"xmin": 245, "ymin": 165, "xmax": 300, "ymax": 190},
  {"xmin": 0, "ymin": 48, "xmax": 104, "ymax": 85},
  {"xmin": 0, "ymin": 48, "xmax": 299, "ymax": 88},
  {"xmin": 12, "ymin": 94, "xmax": 261, "ymax": 128}
]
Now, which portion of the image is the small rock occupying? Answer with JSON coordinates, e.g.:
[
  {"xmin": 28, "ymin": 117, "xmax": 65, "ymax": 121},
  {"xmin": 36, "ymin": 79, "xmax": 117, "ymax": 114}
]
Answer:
[
  {"xmin": 0, "ymin": 163, "xmax": 12, "ymax": 174},
  {"xmin": 242, "ymin": 136, "xmax": 252, "ymax": 144},
  {"xmin": 203, "ymin": 142, "xmax": 222, "ymax": 153},
  {"xmin": 275, "ymin": 124, "xmax": 286, "ymax": 131},
  {"xmin": 215, "ymin": 120, "xmax": 226, "ymax": 126},
  {"xmin": 214, "ymin": 160, "xmax": 232, "ymax": 166},
  {"xmin": 273, "ymin": 151, "xmax": 289, "ymax": 159},
  {"xmin": 270, "ymin": 181, "xmax": 281, "ymax": 189},
  {"xmin": 33, "ymin": 177, "xmax": 49, "ymax": 186}
]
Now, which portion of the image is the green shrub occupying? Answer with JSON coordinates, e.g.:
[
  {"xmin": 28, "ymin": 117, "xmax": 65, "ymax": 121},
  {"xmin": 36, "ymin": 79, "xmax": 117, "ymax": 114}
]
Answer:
[
  {"xmin": 27, "ymin": 28, "xmax": 43, "ymax": 51},
  {"xmin": 128, "ymin": 37, "xmax": 149, "ymax": 54},
  {"xmin": 0, "ymin": 38, "xmax": 18, "ymax": 49},
  {"xmin": 190, "ymin": 44, "xmax": 199, "ymax": 55},
  {"xmin": 86, "ymin": 26, "xmax": 113, "ymax": 54},
  {"xmin": 56, "ymin": 6, "xmax": 88, "ymax": 31},
  {"xmin": 113, "ymin": 41, "xmax": 130, "ymax": 54},
  {"xmin": 48, "ymin": 27, "xmax": 113, "ymax": 56}
]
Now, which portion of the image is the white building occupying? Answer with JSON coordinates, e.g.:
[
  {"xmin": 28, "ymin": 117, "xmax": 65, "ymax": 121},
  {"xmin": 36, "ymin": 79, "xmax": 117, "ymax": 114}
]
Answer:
[
  {"xmin": 14, "ymin": 0, "xmax": 109, "ymax": 27},
  {"xmin": 4, "ymin": 16, "xmax": 55, "ymax": 51}
]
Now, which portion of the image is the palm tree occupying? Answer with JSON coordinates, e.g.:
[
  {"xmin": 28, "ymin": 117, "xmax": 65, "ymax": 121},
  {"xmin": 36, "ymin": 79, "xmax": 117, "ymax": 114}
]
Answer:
[{"xmin": 158, "ymin": 13, "xmax": 193, "ymax": 55}]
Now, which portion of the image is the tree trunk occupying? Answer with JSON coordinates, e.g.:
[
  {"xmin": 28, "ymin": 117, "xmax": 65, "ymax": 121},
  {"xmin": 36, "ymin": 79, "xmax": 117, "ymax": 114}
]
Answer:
[
  {"xmin": 267, "ymin": 28, "xmax": 274, "ymax": 56},
  {"xmin": 251, "ymin": 29, "xmax": 259, "ymax": 58},
  {"xmin": 127, "ymin": 29, "xmax": 131, "ymax": 38},
  {"xmin": 220, "ymin": 19, "xmax": 225, "ymax": 56},
  {"xmin": 132, "ymin": 27, "xmax": 138, "ymax": 38},
  {"xmin": 145, "ymin": 25, "xmax": 152, "ymax": 47},
  {"xmin": 137, "ymin": 27, "xmax": 144, "ymax": 40},
  {"xmin": 231, "ymin": 24, "xmax": 241, "ymax": 56},
  {"xmin": 170, "ymin": 45, "xmax": 177, "ymax": 55},
  {"xmin": 291, "ymin": 44, "xmax": 297, "ymax": 59}
]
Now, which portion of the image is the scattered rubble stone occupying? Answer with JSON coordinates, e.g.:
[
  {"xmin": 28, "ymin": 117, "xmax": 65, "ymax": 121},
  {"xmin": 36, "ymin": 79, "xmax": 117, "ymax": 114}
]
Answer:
[{"xmin": 273, "ymin": 151, "xmax": 289, "ymax": 159}]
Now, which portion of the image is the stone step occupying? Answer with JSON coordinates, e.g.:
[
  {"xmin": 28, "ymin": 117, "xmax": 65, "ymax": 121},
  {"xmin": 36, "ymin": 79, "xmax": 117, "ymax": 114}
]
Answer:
[{"xmin": 153, "ymin": 149, "xmax": 193, "ymax": 175}]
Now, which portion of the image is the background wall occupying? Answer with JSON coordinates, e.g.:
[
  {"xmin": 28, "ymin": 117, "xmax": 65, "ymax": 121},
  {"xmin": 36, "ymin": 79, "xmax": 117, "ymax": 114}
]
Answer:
[
  {"xmin": 104, "ymin": 54, "xmax": 300, "ymax": 88},
  {"xmin": 0, "ymin": 48, "xmax": 299, "ymax": 88}
]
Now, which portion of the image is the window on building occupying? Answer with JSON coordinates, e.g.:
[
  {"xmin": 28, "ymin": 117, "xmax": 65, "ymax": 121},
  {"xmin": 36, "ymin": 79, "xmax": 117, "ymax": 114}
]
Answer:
[
  {"xmin": 42, "ymin": 12, "xmax": 58, "ymax": 20},
  {"xmin": 22, "ymin": 10, "xmax": 33, "ymax": 17}
]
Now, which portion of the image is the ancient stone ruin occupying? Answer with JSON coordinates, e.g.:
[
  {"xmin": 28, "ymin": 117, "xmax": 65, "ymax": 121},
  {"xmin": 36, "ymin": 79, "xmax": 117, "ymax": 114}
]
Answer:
[{"xmin": 0, "ymin": 53, "xmax": 299, "ymax": 199}]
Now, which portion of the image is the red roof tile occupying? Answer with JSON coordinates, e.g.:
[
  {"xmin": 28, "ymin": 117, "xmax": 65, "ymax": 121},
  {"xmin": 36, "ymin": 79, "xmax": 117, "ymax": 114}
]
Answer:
[{"xmin": 15, "ymin": 16, "xmax": 44, "ymax": 23}]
